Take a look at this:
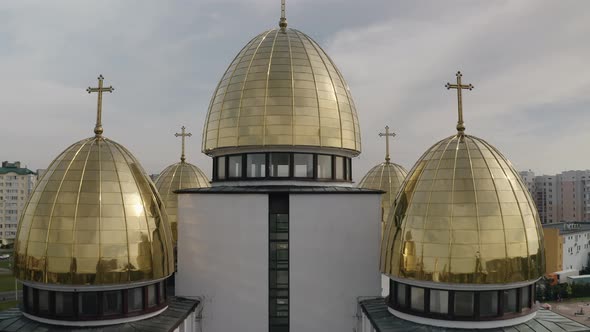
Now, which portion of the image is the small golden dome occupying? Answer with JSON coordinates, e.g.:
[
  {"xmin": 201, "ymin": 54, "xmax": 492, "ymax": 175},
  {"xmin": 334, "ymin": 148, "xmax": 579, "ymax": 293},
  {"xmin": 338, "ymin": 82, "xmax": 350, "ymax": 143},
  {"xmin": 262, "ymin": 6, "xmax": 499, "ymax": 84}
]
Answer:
[
  {"xmin": 381, "ymin": 134, "xmax": 545, "ymax": 284},
  {"xmin": 14, "ymin": 136, "xmax": 175, "ymax": 285},
  {"xmin": 358, "ymin": 162, "xmax": 407, "ymax": 224},
  {"xmin": 202, "ymin": 28, "xmax": 361, "ymax": 156},
  {"xmin": 155, "ymin": 161, "xmax": 210, "ymax": 243}
]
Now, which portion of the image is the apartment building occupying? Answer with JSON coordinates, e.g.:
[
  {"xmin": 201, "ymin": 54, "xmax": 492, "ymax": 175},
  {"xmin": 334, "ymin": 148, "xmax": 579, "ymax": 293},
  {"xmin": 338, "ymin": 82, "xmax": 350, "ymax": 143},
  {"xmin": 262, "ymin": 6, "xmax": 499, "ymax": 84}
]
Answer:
[
  {"xmin": 543, "ymin": 222, "xmax": 590, "ymax": 273},
  {"xmin": 519, "ymin": 170, "xmax": 590, "ymax": 224},
  {"xmin": 0, "ymin": 161, "xmax": 36, "ymax": 243}
]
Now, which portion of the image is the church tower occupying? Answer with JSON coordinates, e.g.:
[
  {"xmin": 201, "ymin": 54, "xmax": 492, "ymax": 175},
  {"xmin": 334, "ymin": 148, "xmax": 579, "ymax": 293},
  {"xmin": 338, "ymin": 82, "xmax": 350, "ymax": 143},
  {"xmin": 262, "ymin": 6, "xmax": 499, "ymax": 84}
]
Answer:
[
  {"xmin": 13, "ymin": 76, "xmax": 175, "ymax": 326},
  {"xmin": 381, "ymin": 72, "xmax": 545, "ymax": 329},
  {"xmin": 175, "ymin": 2, "xmax": 382, "ymax": 331}
]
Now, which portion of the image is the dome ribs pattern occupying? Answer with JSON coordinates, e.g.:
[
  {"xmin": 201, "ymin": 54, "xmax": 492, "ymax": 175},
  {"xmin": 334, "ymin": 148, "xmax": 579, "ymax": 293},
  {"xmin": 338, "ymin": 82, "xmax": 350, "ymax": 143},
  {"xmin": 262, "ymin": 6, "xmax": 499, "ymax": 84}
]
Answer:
[
  {"xmin": 381, "ymin": 135, "xmax": 544, "ymax": 284},
  {"xmin": 358, "ymin": 162, "xmax": 408, "ymax": 225},
  {"xmin": 14, "ymin": 137, "xmax": 174, "ymax": 285},
  {"xmin": 155, "ymin": 162, "xmax": 209, "ymax": 243},
  {"xmin": 202, "ymin": 28, "xmax": 360, "ymax": 154}
]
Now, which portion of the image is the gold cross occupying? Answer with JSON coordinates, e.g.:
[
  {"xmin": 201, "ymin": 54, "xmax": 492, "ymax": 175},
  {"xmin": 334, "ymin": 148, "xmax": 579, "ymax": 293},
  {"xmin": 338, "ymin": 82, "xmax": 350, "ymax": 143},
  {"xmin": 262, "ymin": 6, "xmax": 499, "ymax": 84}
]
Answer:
[
  {"xmin": 87, "ymin": 75, "xmax": 114, "ymax": 137},
  {"xmin": 445, "ymin": 71, "xmax": 473, "ymax": 134},
  {"xmin": 378, "ymin": 125, "xmax": 396, "ymax": 163},
  {"xmin": 279, "ymin": 0, "xmax": 287, "ymax": 29},
  {"xmin": 175, "ymin": 126, "xmax": 192, "ymax": 162}
]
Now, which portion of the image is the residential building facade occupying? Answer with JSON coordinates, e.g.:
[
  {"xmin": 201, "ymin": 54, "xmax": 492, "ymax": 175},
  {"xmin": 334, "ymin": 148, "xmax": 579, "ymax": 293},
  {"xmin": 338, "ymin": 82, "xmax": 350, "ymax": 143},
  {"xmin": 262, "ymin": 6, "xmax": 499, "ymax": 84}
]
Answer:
[
  {"xmin": 0, "ymin": 161, "xmax": 36, "ymax": 243},
  {"xmin": 519, "ymin": 170, "xmax": 590, "ymax": 224},
  {"xmin": 543, "ymin": 222, "xmax": 590, "ymax": 273}
]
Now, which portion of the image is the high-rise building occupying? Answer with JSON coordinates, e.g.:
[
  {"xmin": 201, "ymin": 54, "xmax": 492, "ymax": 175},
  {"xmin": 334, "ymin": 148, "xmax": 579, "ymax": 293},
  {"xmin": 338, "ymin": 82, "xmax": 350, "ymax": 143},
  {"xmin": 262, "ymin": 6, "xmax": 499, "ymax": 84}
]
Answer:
[
  {"xmin": 0, "ymin": 161, "xmax": 36, "ymax": 243},
  {"xmin": 518, "ymin": 170, "xmax": 590, "ymax": 223}
]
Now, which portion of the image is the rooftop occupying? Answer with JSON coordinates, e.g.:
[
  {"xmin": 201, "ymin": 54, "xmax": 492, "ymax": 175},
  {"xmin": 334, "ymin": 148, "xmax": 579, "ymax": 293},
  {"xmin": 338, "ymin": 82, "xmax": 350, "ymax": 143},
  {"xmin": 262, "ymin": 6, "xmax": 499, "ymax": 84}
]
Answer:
[
  {"xmin": 176, "ymin": 185, "xmax": 383, "ymax": 194},
  {"xmin": 0, "ymin": 161, "xmax": 35, "ymax": 176},
  {"xmin": 360, "ymin": 298, "xmax": 590, "ymax": 332},
  {"xmin": 0, "ymin": 296, "xmax": 198, "ymax": 332},
  {"xmin": 543, "ymin": 222, "xmax": 590, "ymax": 235}
]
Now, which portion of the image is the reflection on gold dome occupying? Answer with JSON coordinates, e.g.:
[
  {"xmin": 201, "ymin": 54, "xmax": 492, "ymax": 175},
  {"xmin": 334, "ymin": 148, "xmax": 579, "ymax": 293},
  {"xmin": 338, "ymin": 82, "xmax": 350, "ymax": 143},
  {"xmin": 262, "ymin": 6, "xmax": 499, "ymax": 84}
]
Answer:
[
  {"xmin": 381, "ymin": 134, "xmax": 545, "ymax": 284},
  {"xmin": 202, "ymin": 28, "xmax": 361, "ymax": 155},
  {"xmin": 155, "ymin": 161, "xmax": 209, "ymax": 243},
  {"xmin": 358, "ymin": 162, "xmax": 407, "ymax": 226},
  {"xmin": 14, "ymin": 136, "xmax": 175, "ymax": 285},
  {"xmin": 359, "ymin": 126, "xmax": 408, "ymax": 227}
]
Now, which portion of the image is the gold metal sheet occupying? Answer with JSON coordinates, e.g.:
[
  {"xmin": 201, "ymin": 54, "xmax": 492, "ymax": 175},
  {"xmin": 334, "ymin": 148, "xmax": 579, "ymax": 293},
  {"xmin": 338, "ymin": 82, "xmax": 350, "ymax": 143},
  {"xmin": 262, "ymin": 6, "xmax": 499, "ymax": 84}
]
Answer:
[
  {"xmin": 202, "ymin": 28, "xmax": 361, "ymax": 154},
  {"xmin": 155, "ymin": 161, "xmax": 210, "ymax": 244},
  {"xmin": 14, "ymin": 137, "xmax": 175, "ymax": 285},
  {"xmin": 381, "ymin": 134, "xmax": 545, "ymax": 284},
  {"xmin": 358, "ymin": 161, "xmax": 408, "ymax": 229}
]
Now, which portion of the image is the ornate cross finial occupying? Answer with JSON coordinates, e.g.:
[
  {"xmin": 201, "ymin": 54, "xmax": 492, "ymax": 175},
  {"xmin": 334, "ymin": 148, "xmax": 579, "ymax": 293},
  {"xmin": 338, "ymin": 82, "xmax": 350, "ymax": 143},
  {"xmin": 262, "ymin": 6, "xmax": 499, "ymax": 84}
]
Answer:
[
  {"xmin": 279, "ymin": 0, "xmax": 288, "ymax": 29},
  {"xmin": 378, "ymin": 125, "xmax": 396, "ymax": 163},
  {"xmin": 445, "ymin": 71, "xmax": 473, "ymax": 135},
  {"xmin": 175, "ymin": 126, "xmax": 192, "ymax": 163},
  {"xmin": 87, "ymin": 75, "xmax": 114, "ymax": 137}
]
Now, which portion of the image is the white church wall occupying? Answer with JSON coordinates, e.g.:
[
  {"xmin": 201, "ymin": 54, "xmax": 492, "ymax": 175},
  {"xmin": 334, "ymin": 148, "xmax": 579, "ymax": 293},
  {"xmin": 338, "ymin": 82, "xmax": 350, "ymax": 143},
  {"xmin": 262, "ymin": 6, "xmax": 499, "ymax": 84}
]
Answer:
[
  {"xmin": 176, "ymin": 193, "xmax": 269, "ymax": 332},
  {"xmin": 289, "ymin": 194, "xmax": 381, "ymax": 332}
]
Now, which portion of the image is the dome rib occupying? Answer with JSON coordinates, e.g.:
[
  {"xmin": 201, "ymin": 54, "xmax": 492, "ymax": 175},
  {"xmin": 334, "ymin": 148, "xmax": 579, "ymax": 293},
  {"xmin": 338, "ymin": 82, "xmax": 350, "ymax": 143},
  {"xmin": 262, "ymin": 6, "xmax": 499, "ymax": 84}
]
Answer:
[
  {"xmin": 293, "ymin": 29, "xmax": 325, "ymax": 147},
  {"xmin": 15, "ymin": 137, "xmax": 174, "ymax": 285},
  {"xmin": 155, "ymin": 161, "xmax": 210, "ymax": 243},
  {"xmin": 381, "ymin": 135, "xmax": 544, "ymax": 284},
  {"xmin": 37, "ymin": 138, "xmax": 94, "ymax": 282},
  {"xmin": 262, "ymin": 29, "xmax": 282, "ymax": 146},
  {"xmin": 105, "ymin": 140, "xmax": 132, "ymax": 280},
  {"xmin": 202, "ymin": 28, "xmax": 361, "ymax": 154}
]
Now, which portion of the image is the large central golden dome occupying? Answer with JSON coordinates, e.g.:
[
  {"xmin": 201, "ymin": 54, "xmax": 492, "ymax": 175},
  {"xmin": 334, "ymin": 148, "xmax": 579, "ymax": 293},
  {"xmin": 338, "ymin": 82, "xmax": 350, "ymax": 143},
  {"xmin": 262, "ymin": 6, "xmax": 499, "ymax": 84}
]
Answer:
[
  {"xmin": 202, "ymin": 28, "xmax": 361, "ymax": 155},
  {"xmin": 14, "ymin": 136, "xmax": 175, "ymax": 285},
  {"xmin": 381, "ymin": 134, "xmax": 545, "ymax": 284}
]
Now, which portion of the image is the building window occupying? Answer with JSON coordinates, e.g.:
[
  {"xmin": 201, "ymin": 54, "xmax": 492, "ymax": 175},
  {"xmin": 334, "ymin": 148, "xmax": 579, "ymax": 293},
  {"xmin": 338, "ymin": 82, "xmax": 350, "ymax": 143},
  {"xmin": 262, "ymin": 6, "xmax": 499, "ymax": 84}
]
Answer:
[
  {"xmin": 103, "ymin": 291, "xmax": 122, "ymax": 315},
  {"xmin": 38, "ymin": 290, "xmax": 50, "ymax": 314},
  {"xmin": 521, "ymin": 286, "xmax": 530, "ymax": 309},
  {"xmin": 217, "ymin": 156, "xmax": 226, "ymax": 180},
  {"xmin": 228, "ymin": 155, "xmax": 242, "ymax": 178},
  {"xmin": 429, "ymin": 289, "xmax": 448, "ymax": 314},
  {"xmin": 55, "ymin": 292, "xmax": 74, "ymax": 316},
  {"xmin": 270, "ymin": 153, "xmax": 290, "ymax": 177},
  {"xmin": 147, "ymin": 284, "xmax": 157, "ymax": 307},
  {"xmin": 247, "ymin": 154, "xmax": 266, "ymax": 178},
  {"xmin": 128, "ymin": 288, "xmax": 144, "ymax": 312},
  {"xmin": 479, "ymin": 291, "xmax": 498, "ymax": 317},
  {"xmin": 454, "ymin": 292, "xmax": 474, "ymax": 317},
  {"xmin": 78, "ymin": 292, "xmax": 99, "ymax": 316},
  {"xmin": 317, "ymin": 155, "xmax": 332, "ymax": 179},
  {"xmin": 293, "ymin": 154, "xmax": 313, "ymax": 178},
  {"xmin": 269, "ymin": 194, "xmax": 289, "ymax": 331},
  {"xmin": 335, "ymin": 156, "xmax": 345, "ymax": 180},
  {"xmin": 503, "ymin": 289, "xmax": 517, "ymax": 313},
  {"xmin": 410, "ymin": 287, "xmax": 425, "ymax": 312},
  {"xmin": 396, "ymin": 283, "xmax": 407, "ymax": 308}
]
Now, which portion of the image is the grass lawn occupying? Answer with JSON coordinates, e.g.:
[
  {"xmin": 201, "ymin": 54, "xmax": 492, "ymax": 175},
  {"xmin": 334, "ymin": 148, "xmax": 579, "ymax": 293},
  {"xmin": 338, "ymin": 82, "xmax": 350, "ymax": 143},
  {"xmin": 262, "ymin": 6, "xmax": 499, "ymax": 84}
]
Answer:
[
  {"xmin": 0, "ymin": 301, "xmax": 18, "ymax": 312},
  {"xmin": 0, "ymin": 274, "xmax": 20, "ymax": 292},
  {"xmin": 0, "ymin": 261, "xmax": 10, "ymax": 270}
]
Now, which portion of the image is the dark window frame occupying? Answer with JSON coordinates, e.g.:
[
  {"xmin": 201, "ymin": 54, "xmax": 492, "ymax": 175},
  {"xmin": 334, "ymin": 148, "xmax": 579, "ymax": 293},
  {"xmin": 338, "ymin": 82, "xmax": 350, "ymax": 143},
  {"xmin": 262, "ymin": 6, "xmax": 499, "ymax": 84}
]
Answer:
[
  {"xmin": 388, "ymin": 280, "xmax": 536, "ymax": 322},
  {"xmin": 213, "ymin": 152, "xmax": 352, "ymax": 183},
  {"xmin": 22, "ymin": 281, "xmax": 168, "ymax": 322}
]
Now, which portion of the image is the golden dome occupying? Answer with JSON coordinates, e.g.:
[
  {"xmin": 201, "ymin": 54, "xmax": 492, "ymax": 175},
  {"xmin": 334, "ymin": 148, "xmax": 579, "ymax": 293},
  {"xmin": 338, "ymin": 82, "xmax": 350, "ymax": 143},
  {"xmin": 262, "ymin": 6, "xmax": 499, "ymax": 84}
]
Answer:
[
  {"xmin": 381, "ymin": 134, "xmax": 545, "ymax": 284},
  {"xmin": 358, "ymin": 162, "xmax": 407, "ymax": 224},
  {"xmin": 14, "ymin": 136, "xmax": 175, "ymax": 285},
  {"xmin": 202, "ymin": 28, "xmax": 361, "ymax": 155},
  {"xmin": 155, "ymin": 161, "xmax": 210, "ymax": 243}
]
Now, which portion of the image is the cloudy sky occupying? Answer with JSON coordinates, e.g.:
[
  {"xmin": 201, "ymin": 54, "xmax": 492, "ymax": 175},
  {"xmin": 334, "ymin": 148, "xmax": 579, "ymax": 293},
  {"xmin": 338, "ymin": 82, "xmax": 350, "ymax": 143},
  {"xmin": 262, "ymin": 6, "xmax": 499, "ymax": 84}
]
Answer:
[{"xmin": 1, "ymin": 1, "xmax": 589, "ymax": 181}]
